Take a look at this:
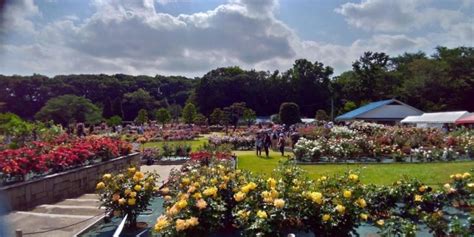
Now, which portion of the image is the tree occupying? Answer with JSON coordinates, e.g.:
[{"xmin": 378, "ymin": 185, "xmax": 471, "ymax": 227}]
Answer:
[
  {"xmin": 210, "ymin": 108, "xmax": 224, "ymax": 125},
  {"xmin": 315, "ymin": 109, "xmax": 329, "ymax": 121},
  {"xmin": 242, "ymin": 108, "xmax": 257, "ymax": 127},
  {"xmin": 35, "ymin": 95, "xmax": 102, "ymax": 126},
  {"xmin": 168, "ymin": 104, "xmax": 182, "ymax": 123},
  {"xmin": 182, "ymin": 103, "xmax": 197, "ymax": 124},
  {"xmin": 156, "ymin": 108, "xmax": 171, "ymax": 126},
  {"xmin": 193, "ymin": 113, "xmax": 207, "ymax": 126},
  {"xmin": 122, "ymin": 89, "xmax": 156, "ymax": 121},
  {"xmin": 135, "ymin": 109, "xmax": 149, "ymax": 125},
  {"xmin": 102, "ymin": 98, "xmax": 114, "ymax": 118},
  {"xmin": 111, "ymin": 98, "xmax": 124, "ymax": 118},
  {"xmin": 279, "ymin": 102, "xmax": 300, "ymax": 125},
  {"xmin": 341, "ymin": 101, "xmax": 357, "ymax": 114},
  {"xmin": 107, "ymin": 115, "xmax": 123, "ymax": 127},
  {"xmin": 224, "ymin": 102, "xmax": 247, "ymax": 130}
]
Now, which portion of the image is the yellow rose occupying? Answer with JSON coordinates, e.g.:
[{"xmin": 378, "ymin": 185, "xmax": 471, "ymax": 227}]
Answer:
[
  {"xmin": 187, "ymin": 186, "xmax": 196, "ymax": 193},
  {"xmin": 219, "ymin": 183, "xmax": 227, "ymax": 190},
  {"xmin": 128, "ymin": 198, "xmax": 136, "ymax": 206},
  {"xmin": 414, "ymin": 194, "xmax": 423, "ymax": 202},
  {"xmin": 376, "ymin": 219, "xmax": 384, "ymax": 226},
  {"xmin": 154, "ymin": 215, "xmax": 169, "ymax": 232},
  {"xmin": 349, "ymin": 174, "xmax": 359, "ymax": 182},
  {"xmin": 196, "ymin": 199, "xmax": 207, "ymax": 210},
  {"xmin": 336, "ymin": 204, "xmax": 346, "ymax": 214},
  {"xmin": 177, "ymin": 199, "xmax": 188, "ymax": 209},
  {"xmin": 175, "ymin": 219, "xmax": 188, "ymax": 231},
  {"xmin": 118, "ymin": 198, "xmax": 126, "ymax": 205},
  {"xmin": 360, "ymin": 213, "xmax": 368, "ymax": 220},
  {"xmin": 166, "ymin": 205, "xmax": 179, "ymax": 216},
  {"xmin": 133, "ymin": 172, "xmax": 144, "ymax": 182},
  {"xmin": 418, "ymin": 185, "xmax": 426, "ymax": 192},
  {"xmin": 462, "ymin": 172, "xmax": 471, "ymax": 179},
  {"xmin": 241, "ymin": 185, "xmax": 250, "ymax": 193},
  {"xmin": 234, "ymin": 192, "xmax": 246, "ymax": 202},
  {"xmin": 273, "ymin": 199, "xmax": 285, "ymax": 209},
  {"xmin": 96, "ymin": 182, "xmax": 105, "ymax": 190},
  {"xmin": 124, "ymin": 189, "xmax": 132, "ymax": 196},
  {"xmin": 102, "ymin": 174, "xmax": 112, "ymax": 180},
  {"xmin": 248, "ymin": 182, "xmax": 257, "ymax": 190},
  {"xmin": 210, "ymin": 178, "xmax": 218, "ymax": 185},
  {"xmin": 237, "ymin": 210, "xmax": 250, "ymax": 219},
  {"xmin": 322, "ymin": 214, "xmax": 331, "ymax": 222},
  {"xmin": 182, "ymin": 178, "xmax": 191, "ymax": 185},
  {"xmin": 186, "ymin": 217, "xmax": 199, "ymax": 227},
  {"xmin": 256, "ymin": 210, "xmax": 267, "ymax": 219},
  {"xmin": 320, "ymin": 176, "xmax": 327, "ymax": 181},
  {"xmin": 443, "ymin": 183, "xmax": 451, "ymax": 190},
  {"xmin": 203, "ymin": 187, "xmax": 218, "ymax": 197},
  {"xmin": 267, "ymin": 178, "xmax": 277, "ymax": 188},
  {"xmin": 467, "ymin": 183, "xmax": 474, "ymax": 189},
  {"xmin": 164, "ymin": 195, "xmax": 172, "ymax": 201},
  {"xmin": 309, "ymin": 192, "xmax": 323, "ymax": 204},
  {"xmin": 270, "ymin": 189, "xmax": 279, "ymax": 199},
  {"xmin": 357, "ymin": 198, "xmax": 367, "ymax": 208},
  {"xmin": 130, "ymin": 191, "xmax": 137, "ymax": 198},
  {"xmin": 128, "ymin": 167, "xmax": 136, "ymax": 174},
  {"xmin": 134, "ymin": 185, "xmax": 142, "ymax": 192},
  {"xmin": 160, "ymin": 187, "xmax": 170, "ymax": 194},
  {"xmin": 455, "ymin": 173, "xmax": 463, "ymax": 180},
  {"xmin": 192, "ymin": 192, "xmax": 202, "ymax": 199},
  {"xmin": 343, "ymin": 190, "xmax": 352, "ymax": 199}
]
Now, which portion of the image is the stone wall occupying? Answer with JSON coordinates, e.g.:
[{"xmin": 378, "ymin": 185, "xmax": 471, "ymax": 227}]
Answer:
[{"xmin": 1, "ymin": 152, "xmax": 141, "ymax": 211}]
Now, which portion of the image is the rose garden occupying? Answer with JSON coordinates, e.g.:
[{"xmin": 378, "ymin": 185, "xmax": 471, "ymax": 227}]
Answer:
[{"xmin": 0, "ymin": 108, "xmax": 473, "ymax": 236}]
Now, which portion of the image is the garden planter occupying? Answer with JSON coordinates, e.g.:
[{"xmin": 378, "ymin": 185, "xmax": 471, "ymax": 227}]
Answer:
[{"xmin": 1, "ymin": 152, "xmax": 140, "ymax": 211}]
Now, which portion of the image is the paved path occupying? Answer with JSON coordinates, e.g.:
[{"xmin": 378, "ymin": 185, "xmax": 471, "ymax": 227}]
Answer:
[{"xmin": 4, "ymin": 164, "xmax": 180, "ymax": 237}]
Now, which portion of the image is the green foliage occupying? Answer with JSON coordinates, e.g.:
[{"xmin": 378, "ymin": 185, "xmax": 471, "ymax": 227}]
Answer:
[
  {"xmin": 242, "ymin": 108, "xmax": 257, "ymax": 126},
  {"xmin": 279, "ymin": 102, "xmax": 301, "ymax": 125},
  {"xmin": 107, "ymin": 115, "xmax": 123, "ymax": 127},
  {"xmin": 342, "ymin": 101, "xmax": 357, "ymax": 113},
  {"xmin": 156, "ymin": 108, "xmax": 171, "ymax": 125},
  {"xmin": 271, "ymin": 114, "xmax": 281, "ymax": 124},
  {"xmin": 182, "ymin": 103, "xmax": 197, "ymax": 124},
  {"xmin": 209, "ymin": 108, "xmax": 224, "ymax": 125},
  {"xmin": 315, "ymin": 109, "xmax": 329, "ymax": 121},
  {"xmin": 193, "ymin": 113, "xmax": 207, "ymax": 126},
  {"xmin": 123, "ymin": 89, "xmax": 156, "ymax": 121},
  {"xmin": 168, "ymin": 104, "xmax": 182, "ymax": 122},
  {"xmin": 135, "ymin": 109, "xmax": 149, "ymax": 125},
  {"xmin": 224, "ymin": 102, "xmax": 247, "ymax": 129},
  {"xmin": 35, "ymin": 95, "xmax": 102, "ymax": 126}
]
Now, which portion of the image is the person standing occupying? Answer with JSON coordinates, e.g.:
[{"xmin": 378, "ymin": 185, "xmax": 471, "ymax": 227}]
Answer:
[
  {"xmin": 255, "ymin": 134, "xmax": 263, "ymax": 157},
  {"xmin": 263, "ymin": 133, "xmax": 272, "ymax": 157},
  {"xmin": 277, "ymin": 133, "xmax": 286, "ymax": 156}
]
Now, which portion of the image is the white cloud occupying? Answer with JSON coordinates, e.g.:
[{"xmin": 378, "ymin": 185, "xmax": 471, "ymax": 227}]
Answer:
[
  {"xmin": 0, "ymin": 0, "xmax": 472, "ymax": 77},
  {"xmin": 0, "ymin": 0, "xmax": 40, "ymax": 35},
  {"xmin": 335, "ymin": 0, "xmax": 468, "ymax": 33}
]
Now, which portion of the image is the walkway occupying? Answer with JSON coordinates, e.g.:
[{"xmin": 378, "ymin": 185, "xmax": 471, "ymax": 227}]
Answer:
[{"xmin": 4, "ymin": 164, "xmax": 180, "ymax": 237}]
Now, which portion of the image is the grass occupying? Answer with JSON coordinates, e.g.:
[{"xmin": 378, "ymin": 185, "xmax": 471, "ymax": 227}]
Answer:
[
  {"xmin": 142, "ymin": 136, "xmax": 208, "ymax": 151},
  {"xmin": 143, "ymin": 137, "xmax": 474, "ymax": 186},
  {"xmin": 235, "ymin": 150, "xmax": 474, "ymax": 186}
]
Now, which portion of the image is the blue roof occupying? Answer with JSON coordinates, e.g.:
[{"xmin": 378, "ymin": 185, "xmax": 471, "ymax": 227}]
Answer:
[{"xmin": 335, "ymin": 99, "xmax": 395, "ymax": 121}]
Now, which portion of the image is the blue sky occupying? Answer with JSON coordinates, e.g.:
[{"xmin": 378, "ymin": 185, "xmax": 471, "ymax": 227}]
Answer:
[{"xmin": 0, "ymin": 0, "xmax": 472, "ymax": 77}]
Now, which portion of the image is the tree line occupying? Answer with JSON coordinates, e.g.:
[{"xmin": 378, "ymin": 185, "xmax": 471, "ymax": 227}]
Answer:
[{"xmin": 0, "ymin": 46, "xmax": 472, "ymax": 125}]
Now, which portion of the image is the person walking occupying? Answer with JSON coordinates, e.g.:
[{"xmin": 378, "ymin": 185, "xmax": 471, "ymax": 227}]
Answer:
[
  {"xmin": 255, "ymin": 134, "xmax": 263, "ymax": 157},
  {"xmin": 277, "ymin": 133, "xmax": 286, "ymax": 156},
  {"xmin": 263, "ymin": 133, "xmax": 272, "ymax": 157}
]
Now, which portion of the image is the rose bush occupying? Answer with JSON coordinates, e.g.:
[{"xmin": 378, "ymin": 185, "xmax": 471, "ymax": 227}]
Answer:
[
  {"xmin": 153, "ymin": 160, "xmax": 473, "ymax": 236},
  {"xmin": 96, "ymin": 167, "xmax": 160, "ymax": 228}
]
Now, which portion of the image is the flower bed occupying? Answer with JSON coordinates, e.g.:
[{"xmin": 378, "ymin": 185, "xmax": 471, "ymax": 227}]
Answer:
[
  {"xmin": 294, "ymin": 122, "xmax": 474, "ymax": 162},
  {"xmin": 152, "ymin": 160, "xmax": 473, "ymax": 236},
  {"xmin": 0, "ymin": 136, "xmax": 132, "ymax": 185},
  {"xmin": 208, "ymin": 134, "xmax": 255, "ymax": 150}
]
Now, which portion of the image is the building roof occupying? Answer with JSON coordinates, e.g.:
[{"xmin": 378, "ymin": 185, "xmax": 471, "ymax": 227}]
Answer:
[
  {"xmin": 335, "ymin": 99, "xmax": 423, "ymax": 121},
  {"xmin": 401, "ymin": 111, "xmax": 469, "ymax": 124},
  {"xmin": 455, "ymin": 113, "xmax": 474, "ymax": 124}
]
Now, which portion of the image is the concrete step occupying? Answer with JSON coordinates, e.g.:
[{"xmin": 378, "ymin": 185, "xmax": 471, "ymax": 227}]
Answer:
[
  {"xmin": 76, "ymin": 193, "xmax": 99, "ymax": 200},
  {"xmin": 30, "ymin": 204, "xmax": 105, "ymax": 216},
  {"xmin": 56, "ymin": 198, "xmax": 101, "ymax": 207}
]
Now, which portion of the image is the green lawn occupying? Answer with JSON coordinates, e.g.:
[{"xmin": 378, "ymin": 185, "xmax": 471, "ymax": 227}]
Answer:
[
  {"xmin": 235, "ymin": 150, "xmax": 474, "ymax": 186},
  {"xmin": 142, "ymin": 136, "xmax": 208, "ymax": 151}
]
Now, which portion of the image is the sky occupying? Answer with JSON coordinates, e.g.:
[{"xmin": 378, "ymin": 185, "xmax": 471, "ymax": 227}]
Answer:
[{"xmin": 0, "ymin": 0, "xmax": 472, "ymax": 77}]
